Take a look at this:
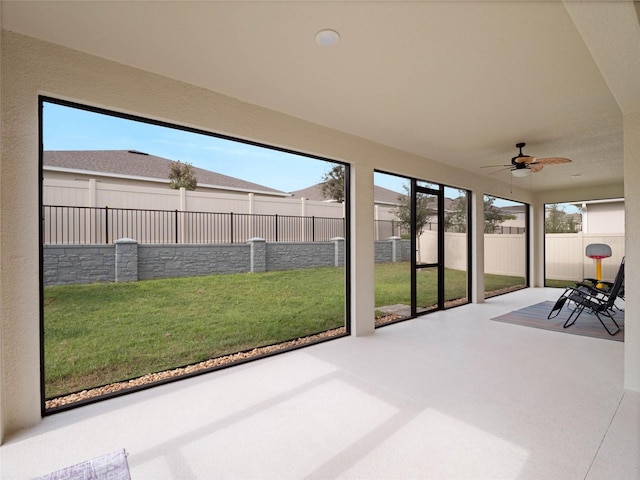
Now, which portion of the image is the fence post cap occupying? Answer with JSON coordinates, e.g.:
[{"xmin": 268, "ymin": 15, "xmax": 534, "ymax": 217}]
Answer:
[
  {"xmin": 330, "ymin": 237, "xmax": 345, "ymax": 241},
  {"xmin": 115, "ymin": 238, "xmax": 138, "ymax": 244},
  {"xmin": 247, "ymin": 237, "xmax": 266, "ymax": 243},
  {"xmin": 388, "ymin": 236, "xmax": 402, "ymax": 240}
]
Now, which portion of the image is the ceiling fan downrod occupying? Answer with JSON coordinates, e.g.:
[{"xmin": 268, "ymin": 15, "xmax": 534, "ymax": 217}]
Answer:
[{"xmin": 512, "ymin": 142, "xmax": 529, "ymax": 166}]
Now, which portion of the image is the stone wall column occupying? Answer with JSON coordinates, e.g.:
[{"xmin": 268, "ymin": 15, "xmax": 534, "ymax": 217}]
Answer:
[
  {"xmin": 389, "ymin": 236, "xmax": 401, "ymax": 262},
  {"xmin": 331, "ymin": 237, "xmax": 345, "ymax": 267},
  {"xmin": 115, "ymin": 238, "xmax": 138, "ymax": 282},
  {"xmin": 248, "ymin": 237, "xmax": 266, "ymax": 273}
]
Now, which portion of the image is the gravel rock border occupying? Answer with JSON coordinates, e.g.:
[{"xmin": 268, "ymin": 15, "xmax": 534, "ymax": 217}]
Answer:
[{"xmin": 46, "ymin": 326, "xmax": 347, "ymax": 410}]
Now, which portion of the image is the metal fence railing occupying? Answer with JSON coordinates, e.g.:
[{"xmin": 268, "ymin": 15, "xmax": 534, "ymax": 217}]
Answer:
[
  {"xmin": 43, "ymin": 205, "xmax": 527, "ymax": 245},
  {"xmin": 43, "ymin": 205, "xmax": 346, "ymax": 245},
  {"xmin": 374, "ymin": 219, "xmax": 409, "ymax": 240}
]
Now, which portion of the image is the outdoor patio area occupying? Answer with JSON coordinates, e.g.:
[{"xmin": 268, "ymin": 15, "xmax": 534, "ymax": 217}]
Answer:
[{"xmin": 1, "ymin": 287, "xmax": 637, "ymax": 479}]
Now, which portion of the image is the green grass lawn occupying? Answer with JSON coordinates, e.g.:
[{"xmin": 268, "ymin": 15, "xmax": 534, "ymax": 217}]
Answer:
[
  {"xmin": 44, "ymin": 267, "xmax": 345, "ymax": 398},
  {"xmin": 44, "ymin": 263, "xmax": 525, "ymax": 399},
  {"xmin": 545, "ymin": 279, "xmax": 576, "ymax": 288},
  {"xmin": 374, "ymin": 262, "xmax": 525, "ymax": 307}
]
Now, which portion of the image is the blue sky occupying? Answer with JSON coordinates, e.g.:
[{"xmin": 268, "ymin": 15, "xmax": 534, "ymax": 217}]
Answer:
[{"xmin": 43, "ymin": 102, "xmax": 413, "ymax": 193}]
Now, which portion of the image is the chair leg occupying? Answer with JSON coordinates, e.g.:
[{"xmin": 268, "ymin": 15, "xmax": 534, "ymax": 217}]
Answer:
[
  {"xmin": 548, "ymin": 295, "xmax": 568, "ymax": 319},
  {"xmin": 563, "ymin": 302, "xmax": 585, "ymax": 329},
  {"xmin": 595, "ymin": 311, "xmax": 621, "ymax": 336}
]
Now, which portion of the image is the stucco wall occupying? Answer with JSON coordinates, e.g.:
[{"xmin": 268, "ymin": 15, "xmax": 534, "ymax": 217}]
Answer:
[
  {"xmin": 0, "ymin": 29, "xmax": 541, "ymax": 440},
  {"xmin": 584, "ymin": 201, "xmax": 625, "ymax": 234}
]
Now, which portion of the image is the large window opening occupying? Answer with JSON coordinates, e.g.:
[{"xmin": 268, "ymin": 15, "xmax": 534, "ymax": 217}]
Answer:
[
  {"xmin": 40, "ymin": 98, "xmax": 349, "ymax": 412},
  {"xmin": 483, "ymin": 195, "xmax": 529, "ymax": 297},
  {"xmin": 544, "ymin": 200, "xmax": 624, "ymax": 288},
  {"xmin": 373, "ymin": 172, "xmax": 470, "ymax": 326}
]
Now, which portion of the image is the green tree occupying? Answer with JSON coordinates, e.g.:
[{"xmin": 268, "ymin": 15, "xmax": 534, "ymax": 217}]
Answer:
[
  {"xmin": 545, "ymin": 203, "xmax": 580, "ymax": 233},
  {"xmin": 169, "ymin": 161, "xmax": 198, "ymax": 190},
  {"xmin": 447, "ymin": 195, "xmax": 516, "ymax": 233},
  {"xmin": 392, "ymin": 184, "xmax": 436, "ymax": 240},
  {"xmin": 444, "ymin": 190, "xmax": 469, "ymax": 233},
  {"xmin": 445, "ymin": 194, "xmax": 515, "ymax": 233},
  {"xmin": 320, "ymin": 165, "xmax": 345, "ymax": 202},
  {"xmin": 484, "ymin": 196, "xmax": 516, "ymax": 233}
]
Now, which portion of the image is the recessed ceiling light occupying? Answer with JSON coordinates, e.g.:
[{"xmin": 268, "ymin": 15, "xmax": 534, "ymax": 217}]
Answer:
[{"xmin": 315, "ymin": 29, "xmax": 340, "ymax": 47}]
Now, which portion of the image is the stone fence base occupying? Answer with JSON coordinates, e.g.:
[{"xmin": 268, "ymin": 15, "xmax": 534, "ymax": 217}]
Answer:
[{"xmin": 44, "ymin": 237, "xmax": 409, "ymax": 286}]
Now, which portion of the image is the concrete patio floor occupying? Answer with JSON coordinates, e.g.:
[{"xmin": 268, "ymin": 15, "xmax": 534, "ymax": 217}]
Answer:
[{"xmin": 1, "ymin": 287, "xmax": 638, "ymax": 479}]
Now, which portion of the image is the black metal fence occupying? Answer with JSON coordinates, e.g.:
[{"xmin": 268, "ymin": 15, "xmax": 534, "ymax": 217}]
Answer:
[
  {"xmin": 43, "ymin": 205, "xmax": 526, "ymax": 245},
  {"xmin": 489, "ymin": 225, "xmax": 526, "ymax": 234},
  {"xmin": 43, "ymin": 205, "xmax": 346, "ymax": 245},
  {"xmin": 374, "ymin": 219, "xmax": 409, "ymax": 240}
]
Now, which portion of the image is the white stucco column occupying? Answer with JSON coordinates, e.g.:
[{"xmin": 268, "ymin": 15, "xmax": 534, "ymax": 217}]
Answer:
[
  {"xmin": 624, "ymin": 111, "xmax": 640, "ymax": 392},
  {"xmin": 350, "ymin": 164, "xmax": 375, "ymax": 335},
  {"xmin": 471, "ymin": 191, "xmax": 485, "ymax": 303},
  {"xmin": 530, "ymin": 200, "xmax": 546, "ymax": 287},
  {"xmin": 0, "ymin": 34, "xmax": 42, "ymax": 441},
  {"xmin": 0, "ymin": 18, "xmax": 5, "ymax": 443}
]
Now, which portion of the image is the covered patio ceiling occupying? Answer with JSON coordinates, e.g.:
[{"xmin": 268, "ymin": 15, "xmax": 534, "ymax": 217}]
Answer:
[{"xmin": 2, "ymin": 1, "xmax": 639, "ymax": 193}]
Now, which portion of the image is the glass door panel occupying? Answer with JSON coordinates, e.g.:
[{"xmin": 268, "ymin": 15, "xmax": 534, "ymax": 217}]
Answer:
[
  {"xmin": 415, "ymin": 190, "xmax": 438, "ymax": 267},
  {"xmin": 443, "ymin": 187, "xmax": 470, "ymax": 307},
  {"xmin": 483, "ymin": 195, "xmax": 528, "ymax": 297},
  {"xmin": 413, "ymin": 183, "xmax": 443, "ymax": 314},
  {"xmin": 374, "ymin": 172, "xmax": 470, "ymax": 325},
  {"xmin": 374, "ymin": 172, "xmax": 412, "ymax": 326},
  {"xmin": 416, "ymin": 266, "xmax": 439, "ymax": 312}
]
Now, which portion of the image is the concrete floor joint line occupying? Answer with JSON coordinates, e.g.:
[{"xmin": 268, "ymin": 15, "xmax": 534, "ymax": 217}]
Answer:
[{"xmin": 583, "ymin": 390, "xmax": 626, "ymax": 480}]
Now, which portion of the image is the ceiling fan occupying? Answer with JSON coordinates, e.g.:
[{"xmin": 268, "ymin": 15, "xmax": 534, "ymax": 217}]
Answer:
[{"xmin": 484, "ymin": 143, "xmax": 572, "ymax": 177}]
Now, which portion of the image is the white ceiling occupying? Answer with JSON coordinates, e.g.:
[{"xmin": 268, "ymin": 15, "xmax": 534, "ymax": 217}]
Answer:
[{"xmin": 3, "ymin": 1, "xmax": 639, "ymax": 192}]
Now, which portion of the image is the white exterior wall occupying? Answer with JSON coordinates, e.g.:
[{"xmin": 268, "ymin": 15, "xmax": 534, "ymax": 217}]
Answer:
[{"xmin": 583, "ymin": 201, "xmax": 625, "ymax": 234}]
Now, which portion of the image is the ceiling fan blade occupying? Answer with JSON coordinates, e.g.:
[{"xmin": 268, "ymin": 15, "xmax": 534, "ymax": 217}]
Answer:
[
  {"xmin": 533, "ymin": 157, "xmax": 572, "ymax": 165},
  {"xmin": 514, "ymin": 155, "xmax": 535, "ymax": 164},
  {"xmin": 530, "ymin": 163, "xmax": 544, "ymax": 173},
  {"xmin": 481, "ymin": 164, "xmax": 511, "ymax": 168},
  {"xmin": 487, "ymin": 167, "xmax": 513, "ymax": 175}
]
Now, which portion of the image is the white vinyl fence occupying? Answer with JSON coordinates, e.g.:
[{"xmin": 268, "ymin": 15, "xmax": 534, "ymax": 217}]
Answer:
[
  {"xmin": 421, "ymin": 231, "xmax": 526, "ymax": 277},
  {"xmin": 426, "ymin": 231, "xmax": 624, "ymax": 280},
  {"xmin": 545, "ymin": 233, "xmax": 624, "ymax": 281},
  {"xmin": 43, "ymin": 178, "xmax": 356, "ymax": 220}
]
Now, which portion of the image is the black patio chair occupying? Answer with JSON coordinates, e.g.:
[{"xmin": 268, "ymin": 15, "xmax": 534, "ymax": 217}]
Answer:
[{"xmin": 547, "ymin": 257, "xmax": 624, "ymax": 336}]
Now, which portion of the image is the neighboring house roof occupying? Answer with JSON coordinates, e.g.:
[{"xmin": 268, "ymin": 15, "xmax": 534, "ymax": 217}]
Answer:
[
  {"xmin": 290, "ymin": 183, "xmax": 405, "ymax": 204},
  {"xmin": 43, "ymin": 150, "xmax": 288, "ymax": 196},
  {"xmin": 499, "ymin": 205, "xmax": 526, "ymax": 215}
]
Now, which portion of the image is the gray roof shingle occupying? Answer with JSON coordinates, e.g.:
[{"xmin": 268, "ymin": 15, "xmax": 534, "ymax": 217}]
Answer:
[{"xmin": 43, "ymin": 150, "xmax": 287, "ymax": 195}]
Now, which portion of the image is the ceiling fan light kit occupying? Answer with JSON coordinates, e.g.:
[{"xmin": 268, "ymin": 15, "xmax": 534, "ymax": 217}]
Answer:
[{"xmin": 511, "ymin": 168, "xmax": 531, "ymax": 178}]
